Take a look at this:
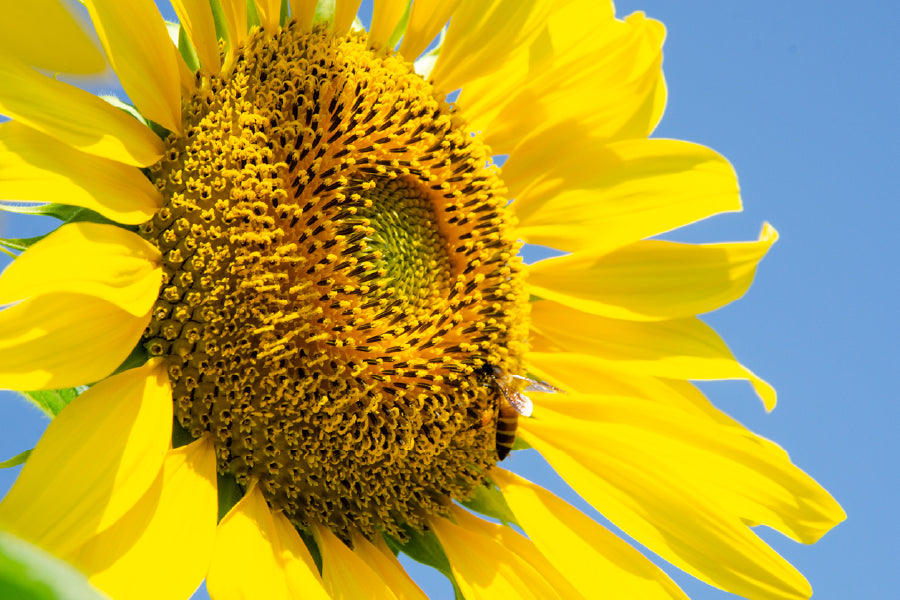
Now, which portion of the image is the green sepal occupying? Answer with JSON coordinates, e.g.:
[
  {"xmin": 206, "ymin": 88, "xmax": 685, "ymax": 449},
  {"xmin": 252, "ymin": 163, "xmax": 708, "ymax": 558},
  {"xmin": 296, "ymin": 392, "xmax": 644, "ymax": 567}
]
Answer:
[
  {"xmin": 17, "ymin": 387, "xmax": 84, "ymax": 418},
  {"xmin": 0, "ymin": 531, "xmax": 107, "ymax": 600},
  {"xmin": 177, "ymin": 24, "xmax": 202, "ymax": 73},
  {"xmin": 100, "ymin": 95, "xmax": 170, "ymax": 141},
  {"xmin": 0, "ymin": 202, "xmax": 82, "ymax": 222},
  {"xmin": 209, "ymin": 0, "xmax": 230, "ymax": 47},
  {"xmin": 528, "ymin": 294, "xmax": 544, "ymax": 303},
  {"xmin": 110, "ymin": 344, "xmax": 150, "ymax": 378},
  {"xmin": 297, "ymin": 529, "xmax": 323, "ymax": 574},
  {"xmin": 386, "ymin": 1, "xmax": 413, "ymax": 49},
  {"xmin": 386, "ymin": 525, "xmax": 465, "ymax": 600},
  {"xmin": 313, "ymin": 0, "xmax": 336, "ymax": 25},
  {"xmin": 171, "ymin": 417, "xmax": 194, "ymax": 449},
  {"xmin": 0, "ymin": 236, "xmax": 46, "ymax": 254},
  {"xmin": 216, "ymin": 471, "xmax": 244, "ymax": 522},
  {"xmin": 245, "ymin": 0, "xmax": 261, "ymax": 29},
  {"xmin": 511, "ymin": 435, "xmax": 532, "ymax": 451},
  {"xmin": 461, "ymin": 482, "xmax": 519, "ymax": 526},
  {"xmin": 0, "ymin": 449, "xmax": 31, "ymax": 470},
  {"xmin": 280, "ymin": 0, "xmax": 290, "ymax": 25}
]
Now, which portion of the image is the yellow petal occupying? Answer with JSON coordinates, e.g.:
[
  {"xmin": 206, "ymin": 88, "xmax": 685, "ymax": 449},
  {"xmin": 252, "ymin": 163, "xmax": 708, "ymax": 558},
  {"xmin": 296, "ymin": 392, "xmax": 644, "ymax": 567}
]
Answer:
[
  {"xmin": 273, "ymin": 512, "xmax": 331, "ymax": 600},
  {"xmin": 461, "ymin": 10, "xmax": 662, "ymax": 154},
  {"xmin": 490, "ymin": 469, "xmax": 687, "ymax": 600},
  {"xmin": 334, "ymin": 0, "xmax": 363, "ymax": 35},
  {"xmin": 0, "ymin": 360, "xmax": 172, "ymax": 558},
  {"xmin": 208, "ymin": 485, "xmax": 330, "ymax": 600},
  {"xmin": 171, "ymin": 0, "xmax": 222, "ymax": 74},
  {"xmin": 350, "ymin": 532, "xmax": 428, "ymax": 600},
  {"xmin": 81, "ymin": 0, "xmax": 182, "ymax": 134},
  {"xmin": 530, "ymin": 300, "xmax": 777, "ymax": 409},
  {"xmin": 369, "ymin": 0, "xmax": 408, "ymax": 49},
  {"xmin": 509, "ymin": 138, "xmax": 742, "ymax": 254},
  {"xmin": 0, "ymin": 121, "xmax": 162, "ymax": 224},
  {"xmin": 0, "ymin": 58, "xmax": 164, "ymax": 167},
  {"xmin": 431, "ymin": 506, "xmax": 582, "ymax": 600},
  {"xmin": 314, "ymin": 524, "xmax": 399, "ymax": 600},
  {"xmin": 72, "ymin": 438, "xmax": 218, "ymax": 600},
  {"xmin": 528, "ymin": 352, "xmax": 749, "ymax": 428},
  {"xmin": 519, "ymin": 394, "xmax": 845, "ymax": 599},
  {"xmin": 0, "ymin": 293, "xmax": 152, "ymax": 390},
  {"xmin": 289, "ymin": 0, "xmax": 318, "ymax": 30},
  {"xmin": 527, "ymin": 223, "xmax": 778, "ymax": 320},
  {"xmin": 0, "ymin": 222, "xmax": 161, "ymax": 317},
  {"xmin": 430, "ymin": 0, "xmax": 556, "ymax": 94},
  {"xmin": 0, "ymin": 0, "xmax": 106, "ymax": 74},
  {"xmin": 219, "ymin": 0, "xmax": 248, "ymax": 62},
  {"xmin": 398, "ymin": 0, "xmax": 461, "ymax": 61},
  {"xmin": 254, "ymin": 0, "xmax": 283, "ymax": 32}
]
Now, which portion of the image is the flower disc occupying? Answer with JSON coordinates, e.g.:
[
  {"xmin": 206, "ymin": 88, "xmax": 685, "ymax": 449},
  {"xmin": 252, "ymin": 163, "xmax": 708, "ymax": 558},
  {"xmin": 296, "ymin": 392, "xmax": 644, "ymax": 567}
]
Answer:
[{"xmin": 139, "ymin": 23, "xmax": 528, "ymax": 540}]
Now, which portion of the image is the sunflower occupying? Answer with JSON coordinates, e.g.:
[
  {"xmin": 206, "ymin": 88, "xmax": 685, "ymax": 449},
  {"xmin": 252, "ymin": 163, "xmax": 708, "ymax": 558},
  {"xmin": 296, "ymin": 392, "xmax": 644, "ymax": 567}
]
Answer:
[{"xmin": 0, "ymin": 0, "xmax": 844, "ymax": 598}]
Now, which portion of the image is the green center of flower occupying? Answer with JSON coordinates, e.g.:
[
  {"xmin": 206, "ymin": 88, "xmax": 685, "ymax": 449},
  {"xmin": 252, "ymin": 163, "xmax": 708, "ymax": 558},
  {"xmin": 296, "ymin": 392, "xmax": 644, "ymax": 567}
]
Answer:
[{"xmin": 139, "ymin": 22, "xmax": 527, "ymax": 541}]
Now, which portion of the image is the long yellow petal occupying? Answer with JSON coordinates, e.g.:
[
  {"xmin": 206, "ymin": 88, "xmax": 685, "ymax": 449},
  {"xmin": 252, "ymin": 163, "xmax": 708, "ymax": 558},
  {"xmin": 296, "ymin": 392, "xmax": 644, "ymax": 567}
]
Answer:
[
  {"xmin": 0, "ymin": 222, "xmax": 161, "ymax": 317},
  {"xmin": 527, "ymin": 223, "xmax": 778, "ymax": 320},
  {"xmin": 0, "ymin": 361, "xmax": 172, "ymax": 558},
  {"xmin": 289, "ymin": 0, "xmax": 318, "ymax": 30},
  {"xmin": 0, "ymin": 293, "xmax": 151, "ymax": 390},
  {"xmin": 207, "ymin": 485, "xmax": 330, "ymax": 600},
  {"xmin": 490, "ymin": 469, "xmax": 687, "ymax": 600},
  {"xmin": 528, "ymin": 352, "xmax": 752, "ymax": 429},
  {"xmin": 509, "ymin": 138, "xmax": 742, "ymax": 254},
  {"xmin": 171, "ymin": 0, "xmax": 222, "ymax": 74},
  {"xmin": 519, "ymin": 395, "xmax": 844, "ymax": 599},
  {"xmin": 313, "ymin": 524, "xmax": 398, "ymax": 600},
  {"xmin": 0, "ymin": 58, "xmax": 163, "ymax": 167},
  {"xmin": 0, "ymin": 0, "xmax": 106, "ymax": 74},
  {"xmin": 255, "ymin": 0, "xmax": 283, "ymax": 32},
  {"xmin": 431, "ymin": 506, "xmax": 582, "ymax": 600},
  {"xmin": 72, "ymin": 438, "xmax": 218, "ymax": 600},
  {"xmin": 219, "ymin": 0, "xmax": 248, "ymax": 63},
  {"xmin": 272, "ymin": 512, "xmax": 331, "ymax": 600},
  {"xmin": 461, "ymin": 9, "xmax": 662, "ymax": 154},
  {"xmin": 82, "ymin": 0, "xmax": 182, "ymax": 134},
  {"xmin": 0, "ymin": 121, "xmax": 162, "ymax": 224},
  {"xmin": 350, "ymin": 532, "xmax": 428, "ymax": 600},
  {"xmin": 429, "ymin": 0, "xmax": 557, "ymax": 94},
  {"xmin": 334, "ymin": 0, "xmax": 363, "ymax": 35},
  {"xmin": 530, "ymin": 300, "xmax": 777, "ymax": 409},
  {"xmin": 369, "ymin": 0, "xmax": 408, "ymax": 49},
  {"xmin": 398, "ymin": 0, "xmax": 460, "ymax": 61}
]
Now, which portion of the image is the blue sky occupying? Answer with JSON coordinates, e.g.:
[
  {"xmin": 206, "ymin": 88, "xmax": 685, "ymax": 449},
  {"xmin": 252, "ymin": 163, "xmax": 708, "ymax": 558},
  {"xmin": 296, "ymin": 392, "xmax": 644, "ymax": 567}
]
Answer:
[{"xmin": 1, "ymin": 1, "xmax": 897, "ymax": 598}]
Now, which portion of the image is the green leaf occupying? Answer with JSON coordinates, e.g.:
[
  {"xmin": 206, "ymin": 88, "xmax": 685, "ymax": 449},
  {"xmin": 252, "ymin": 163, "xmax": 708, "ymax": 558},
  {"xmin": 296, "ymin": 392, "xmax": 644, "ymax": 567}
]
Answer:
[
  {"xmin": 0, "ymin": 202, "xmax": 81, "ymax": 221},
  {"xmin": 18, "ymin": 387, "xmax": 82, "ymax": 418},
  {"xmin": 178, "ymin": 24, "xmax": 201, "ymax": 73},
  {"xmin": 387, "ymin": 525, "xmax": 465, "ymax": 600},
  {"xmin": 0, "ymin": 531, "xmax": 106, "ymax": 600},
  {"xmin": 0, "ymin": 450, "xmax": 31, "ymax": 470},
  {"xmin": 461, "ymin": 483, "xmax": 519, "ymax": 526}
]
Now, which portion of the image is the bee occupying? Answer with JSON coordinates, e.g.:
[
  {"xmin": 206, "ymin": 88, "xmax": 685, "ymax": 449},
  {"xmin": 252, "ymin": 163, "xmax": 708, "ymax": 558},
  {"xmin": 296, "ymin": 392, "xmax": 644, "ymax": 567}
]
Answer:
[{"xmin": 479, "ymin": 365, "xmax": 560, "ymax": 461}]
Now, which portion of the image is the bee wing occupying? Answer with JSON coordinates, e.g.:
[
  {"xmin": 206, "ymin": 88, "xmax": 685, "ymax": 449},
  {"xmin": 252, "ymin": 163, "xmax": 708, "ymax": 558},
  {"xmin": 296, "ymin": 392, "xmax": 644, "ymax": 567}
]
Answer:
[
  {"xmin": 505, "ymin": 389, "xmax": 533, "ymax": 418},
  {"xmin": 508, "ymin": 374, "xmax": 562, "ymax": 394}
]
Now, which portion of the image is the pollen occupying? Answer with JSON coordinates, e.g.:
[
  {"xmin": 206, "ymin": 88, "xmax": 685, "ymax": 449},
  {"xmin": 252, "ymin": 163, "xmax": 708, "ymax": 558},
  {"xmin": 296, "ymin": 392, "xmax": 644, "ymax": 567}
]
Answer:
[{"xmin": 139, "ymin": 22, "xmax": 528, "ymax": 541}]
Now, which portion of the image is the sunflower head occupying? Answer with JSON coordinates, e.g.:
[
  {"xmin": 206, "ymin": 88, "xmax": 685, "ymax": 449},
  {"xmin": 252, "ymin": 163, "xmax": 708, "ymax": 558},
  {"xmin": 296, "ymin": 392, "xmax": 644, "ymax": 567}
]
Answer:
[{"xmin": 139, "ymin": 20, "xmax": 528, "ymax": 540}]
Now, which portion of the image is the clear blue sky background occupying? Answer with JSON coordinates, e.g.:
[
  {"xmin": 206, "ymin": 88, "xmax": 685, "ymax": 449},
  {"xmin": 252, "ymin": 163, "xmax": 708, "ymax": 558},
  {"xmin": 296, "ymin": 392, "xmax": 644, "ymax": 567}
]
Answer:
[{"xmin": 1, "ymin": 1, "xmax": 897, "ymax": 599}]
